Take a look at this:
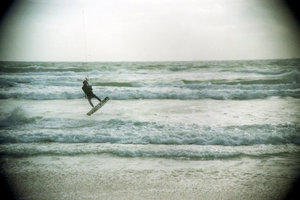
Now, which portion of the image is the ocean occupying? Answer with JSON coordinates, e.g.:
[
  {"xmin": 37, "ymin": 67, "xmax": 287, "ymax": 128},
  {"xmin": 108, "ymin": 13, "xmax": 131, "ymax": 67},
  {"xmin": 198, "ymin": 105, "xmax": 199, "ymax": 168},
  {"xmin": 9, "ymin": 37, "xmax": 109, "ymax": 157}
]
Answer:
[{"xmin": 0, "ymin": 59, "xmax": 300, "ymax": 199}]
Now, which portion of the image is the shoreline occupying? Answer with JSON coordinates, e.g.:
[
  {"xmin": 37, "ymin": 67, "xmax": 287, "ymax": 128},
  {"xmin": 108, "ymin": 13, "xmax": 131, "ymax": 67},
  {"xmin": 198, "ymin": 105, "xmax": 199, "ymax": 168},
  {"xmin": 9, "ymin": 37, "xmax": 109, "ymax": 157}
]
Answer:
[{"xmin": 1, "ymin": 154, "xmax": 299, "ymax": 200}]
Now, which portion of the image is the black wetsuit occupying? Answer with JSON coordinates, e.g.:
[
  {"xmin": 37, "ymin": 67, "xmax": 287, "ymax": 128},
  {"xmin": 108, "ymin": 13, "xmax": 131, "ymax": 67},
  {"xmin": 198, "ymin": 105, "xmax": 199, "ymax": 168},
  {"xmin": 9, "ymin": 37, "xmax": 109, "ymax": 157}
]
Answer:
[
  {"xmin": 82, "ymin": 83, "xmax": 101, "ymax": 107},
  {"xmin": 82, "ymin": 84, "xmax": 94, "ymax": 97}
]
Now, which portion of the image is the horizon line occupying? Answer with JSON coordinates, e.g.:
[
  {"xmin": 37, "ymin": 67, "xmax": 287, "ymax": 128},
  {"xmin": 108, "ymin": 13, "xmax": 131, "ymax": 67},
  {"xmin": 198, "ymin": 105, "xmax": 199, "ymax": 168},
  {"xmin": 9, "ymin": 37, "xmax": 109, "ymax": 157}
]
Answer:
[{"xmin": 0, "ymin": 56, "xmax": 299, "ymax": 63}]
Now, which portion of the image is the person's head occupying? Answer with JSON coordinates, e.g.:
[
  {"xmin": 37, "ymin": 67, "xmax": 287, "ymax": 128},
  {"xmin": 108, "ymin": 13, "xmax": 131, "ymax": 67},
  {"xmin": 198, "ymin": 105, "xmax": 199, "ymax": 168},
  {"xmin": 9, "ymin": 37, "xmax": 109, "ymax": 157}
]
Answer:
[{"xmin": 83, "ymin": 80, "xmax": 88, "ymax": 85}]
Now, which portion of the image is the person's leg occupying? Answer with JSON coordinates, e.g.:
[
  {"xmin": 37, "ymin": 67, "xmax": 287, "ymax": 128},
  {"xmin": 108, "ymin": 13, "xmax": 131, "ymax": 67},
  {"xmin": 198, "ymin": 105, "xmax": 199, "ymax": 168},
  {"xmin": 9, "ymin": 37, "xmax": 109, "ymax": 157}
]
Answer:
[
  {"xmin": 93, "ymin": 94, "xmax": 102, "ymax": 102},
  {"xmin": 88, "ymin": 97, "xmax": 94, "ymax": 107}
]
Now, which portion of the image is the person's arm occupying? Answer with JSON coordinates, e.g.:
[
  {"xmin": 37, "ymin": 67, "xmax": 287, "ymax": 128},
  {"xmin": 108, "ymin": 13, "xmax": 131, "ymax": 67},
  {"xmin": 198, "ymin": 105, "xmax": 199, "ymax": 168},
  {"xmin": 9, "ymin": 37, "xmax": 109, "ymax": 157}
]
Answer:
[{"xmin": 82, "ymin": 86, "xmax": 87, "ymax": 97}]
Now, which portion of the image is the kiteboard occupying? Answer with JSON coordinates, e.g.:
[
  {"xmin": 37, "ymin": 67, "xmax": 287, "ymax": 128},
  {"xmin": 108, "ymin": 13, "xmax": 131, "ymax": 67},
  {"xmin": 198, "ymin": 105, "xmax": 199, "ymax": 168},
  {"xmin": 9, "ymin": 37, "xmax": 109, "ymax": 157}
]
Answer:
[{"xmin": 87, "ymin": 97, "xmax": 110, "ymax": 116}]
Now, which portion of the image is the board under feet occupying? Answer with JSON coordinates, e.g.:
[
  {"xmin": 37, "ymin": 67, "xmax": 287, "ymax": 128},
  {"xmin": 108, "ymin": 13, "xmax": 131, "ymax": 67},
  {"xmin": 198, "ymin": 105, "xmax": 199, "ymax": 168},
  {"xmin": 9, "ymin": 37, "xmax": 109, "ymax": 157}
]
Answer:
[{"xmin": 87, "ymin": 97, "xmax": 110, "ymax": 116}]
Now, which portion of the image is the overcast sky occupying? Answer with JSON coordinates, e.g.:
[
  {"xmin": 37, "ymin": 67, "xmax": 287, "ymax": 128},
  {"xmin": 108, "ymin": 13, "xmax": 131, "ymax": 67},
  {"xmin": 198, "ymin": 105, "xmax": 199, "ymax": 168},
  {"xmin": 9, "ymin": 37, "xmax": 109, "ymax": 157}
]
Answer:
[{"xmin": 0, "ymin": 0, "xmax": 299, "ymax": 61}]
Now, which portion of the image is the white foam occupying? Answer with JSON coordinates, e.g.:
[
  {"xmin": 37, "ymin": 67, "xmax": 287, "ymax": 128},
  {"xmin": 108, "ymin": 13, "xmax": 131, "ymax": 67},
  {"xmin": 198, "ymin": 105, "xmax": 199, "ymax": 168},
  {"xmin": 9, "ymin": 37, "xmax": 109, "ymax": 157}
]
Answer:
[
  {"xmin": 0, "ymin": 143, "xmax": 299, "ymax": 159},
  {"xmin": 0, "ymin": 83, "xmax": 299, "ymax": 100},
  {"xmin": 0, "ymin": 107, "xmax": 39, "ymax": 127},
  {"xmin": 1, "ymin": 115, "xmax": 299, "ymax": 146}
]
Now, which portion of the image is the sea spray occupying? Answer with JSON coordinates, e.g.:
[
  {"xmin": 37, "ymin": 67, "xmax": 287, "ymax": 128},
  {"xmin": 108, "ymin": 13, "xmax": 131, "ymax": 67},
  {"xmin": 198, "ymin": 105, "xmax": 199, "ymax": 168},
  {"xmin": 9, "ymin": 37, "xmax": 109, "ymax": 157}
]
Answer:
[{"xmin": 0, "ymin": 107, "xmax": 40, "ymax": 127}]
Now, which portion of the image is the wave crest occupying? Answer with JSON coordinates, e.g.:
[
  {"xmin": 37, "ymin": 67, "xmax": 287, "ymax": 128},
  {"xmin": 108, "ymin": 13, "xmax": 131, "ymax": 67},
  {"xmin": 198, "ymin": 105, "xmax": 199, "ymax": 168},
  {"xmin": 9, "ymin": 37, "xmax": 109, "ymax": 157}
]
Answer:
[
  {"xmin": 0, "ymin": 107, "xmax": 40, "ymax": 127},
  {"xmin": 1, "ymin": 143, "xmax": 299, "ymax": 160},
  {"xmin": 1, "ymin": 118, "xmax": 299, "ymax": 146}
]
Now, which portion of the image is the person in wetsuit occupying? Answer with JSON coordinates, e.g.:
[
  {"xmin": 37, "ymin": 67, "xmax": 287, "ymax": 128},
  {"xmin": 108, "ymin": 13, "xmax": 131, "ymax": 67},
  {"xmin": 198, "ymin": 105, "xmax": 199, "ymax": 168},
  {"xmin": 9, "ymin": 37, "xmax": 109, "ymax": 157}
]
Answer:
[{"xmin": 82, "ymin": 79, "xmax": 101, "ymax": 107}]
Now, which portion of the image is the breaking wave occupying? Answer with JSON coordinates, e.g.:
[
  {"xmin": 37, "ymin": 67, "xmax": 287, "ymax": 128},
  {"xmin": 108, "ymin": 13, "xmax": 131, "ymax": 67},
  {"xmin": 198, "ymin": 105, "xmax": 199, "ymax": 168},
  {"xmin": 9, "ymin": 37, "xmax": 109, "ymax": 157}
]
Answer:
[
  {"xmin": 0, "ymin": 143, "xmax": 299, "ymax": 160},
  {"xmin": 0, "ymin": 107, "xmax": 41, "ymax": 127},
  {"xmin": 1, "ymin": 118, "xmax": 299, "ymax": 146},
  {"xmin": 0, "ymin": 84, "xmax": 299, "ymax": 100}
]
